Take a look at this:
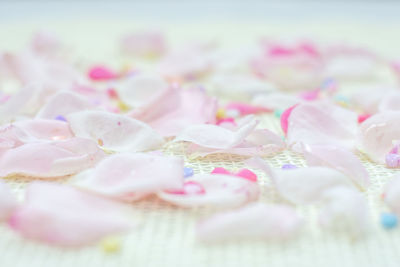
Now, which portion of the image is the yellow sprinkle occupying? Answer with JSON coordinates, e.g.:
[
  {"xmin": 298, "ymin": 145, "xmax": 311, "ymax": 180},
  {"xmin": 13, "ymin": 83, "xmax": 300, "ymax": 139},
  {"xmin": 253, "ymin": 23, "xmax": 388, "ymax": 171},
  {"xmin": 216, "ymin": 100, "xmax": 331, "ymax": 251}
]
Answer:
[
  {"xmin": 101, "ymin": 236, "xmax": 121, "ymax": 253},
  {"xmin": 117, "ymin": 100, "xmax": 130, "ymax": 112},
  {"xmin": 216, "ymin": 108, "xmax": 226, "ymax": 120},
  {"xmin": 97, "ymin": 139, "xmax": 104, "ymax": 146}
]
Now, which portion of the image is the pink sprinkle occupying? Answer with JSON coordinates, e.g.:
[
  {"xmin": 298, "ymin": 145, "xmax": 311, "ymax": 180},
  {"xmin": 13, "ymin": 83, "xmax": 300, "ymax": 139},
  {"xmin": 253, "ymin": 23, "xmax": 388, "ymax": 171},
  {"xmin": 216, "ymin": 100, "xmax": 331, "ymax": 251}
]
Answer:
[
  {"xmin": 117, "ymin": 121, "xmax": 121, "ymax": 126},
  {"xmin": 225, "ymin": 102, "xmax": 271, "ymax": 115},
  {"xmin": 299, "ymin": 89, "xmax": 319, "ymax": 101},
  {"xmin": 106, "ymin": 88, "xmax": 119, "ymax": 99},
  {"xmin": 216, "ymin": 117, "xmax": 236, "ymax": 126},
  {"xmin": 358, "ymin": 113, "xmax": 371, "ymax": 123},
  {"xmin": 281, "ymin": 104, "xmax": 298, "ymax": 135},
  {"xmin": 88, "ymin": 65, "xmax": 118, "ymax": 81},
  {"xmin": 211, "ymin": 167, "xmax": 231, "ymax": 175},
  {"xmin": 236, "ymin": 169, "xmax": 257, "ymax": 182}
]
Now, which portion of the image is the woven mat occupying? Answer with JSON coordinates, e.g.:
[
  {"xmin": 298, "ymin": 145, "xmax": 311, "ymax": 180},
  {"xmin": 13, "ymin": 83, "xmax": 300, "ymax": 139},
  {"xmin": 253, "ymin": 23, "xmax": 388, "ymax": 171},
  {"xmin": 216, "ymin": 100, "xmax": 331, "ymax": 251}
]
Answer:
[{"xmin": 1, "ymin": 20, "xmax": 400, "ymax": 267}]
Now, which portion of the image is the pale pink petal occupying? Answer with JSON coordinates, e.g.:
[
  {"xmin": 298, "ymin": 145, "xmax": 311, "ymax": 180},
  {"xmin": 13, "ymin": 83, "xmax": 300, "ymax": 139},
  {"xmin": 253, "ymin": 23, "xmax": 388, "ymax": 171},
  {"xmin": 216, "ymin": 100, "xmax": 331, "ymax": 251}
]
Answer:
[
  {"xmin": 197, "ymin": 203, "xmax": 302, "ymax": 242},
  {"xmin": 131, "ymin": 86, "xmax": 217, "ymax": 136},
  {"xmin": 378, "ymin": 91, "xmax": 400, "ymax": 112},
  {"xmin": 252, "ymin": 92, "xmax": 301, "ymax": 111},
  {"xmin": 121, "ymin": 31, "xmax": 166, "ymax": 57},
  {"xmin": 208, "ymin": 73, "xmax": 277, "ymax": 100},
  {"xmin": 158, "ymin": 174, "xmax": 259, "ymax": 209},
  {"xmin": 319, "ymin": 186, "xmax": 369, "ymax": 237},
  {"xmin": 0, "ymin": 120, "xmax": 73, "ymax": 154},
  {"xmin": 36, "ymin": 91, "xmax": 96, "ymax": 119},
  {"xmin": 12, "ymin": 119, "xmax": 73, "ymax": 141},
  {"xmin": 301, "ymin": 144, "xmax": 370, "ymax": 189},
  {"xmin": 117, "ymin": 73, "xmax": 169, "ymax": 108},
  {"xmin": 0, "ymin": 84, "xmax": 42, "ymax": 123},
  {"xmin": 383, "ymin": 174, "xmax": 400, "ymax": 215},
  {"xmin": 73, "ymin": 153, "xmax": 183, "ymax": 201},
  {"xmin": 350, "ymin": 86, "xmax": 398, "ymax": 114},
  {"xmin": 323, "ymin": 45, "xmax": 379, "ymax": 80},
  {"xmin": 0, "ymin": 181, "xmax": 18, "ymax": 221},
  {"xmin": 286, "ymin": 101, "xmax": 358, "ymax": 150},
  {"xmin": 30, "ymin": 31, "xmax": 62, "ymax": 57},
  {"xmin": 0, "ymin": 138, "xmax": 105, "ymax": 178},
  {"xmin": 8, "ymin": 182, "xmax": 133, "ymax": 246},
  {"xmin": 252, "ymin": 41, "xmax": 323, "ymax": 91},
  {"xmin": 67, "ymin": 110, "xmax": 164, "ymax": 152},
  {"xmin": 358, "ymin": 111, "xmax": 400, "ymax": 163},
  {"xmin": 157, "ymin": 43, "xmax": 214, "ymax": 80},
  {"xmin": 187, "ymin": 128, "xmax": 285, "ymax": 157},
  {"xmin": 174, "ymin": 116, "xmax": 258, "ymax": 149},
  {"xmin": 246, "ymin": 157, "xmax": 354, "ymax": 204}
]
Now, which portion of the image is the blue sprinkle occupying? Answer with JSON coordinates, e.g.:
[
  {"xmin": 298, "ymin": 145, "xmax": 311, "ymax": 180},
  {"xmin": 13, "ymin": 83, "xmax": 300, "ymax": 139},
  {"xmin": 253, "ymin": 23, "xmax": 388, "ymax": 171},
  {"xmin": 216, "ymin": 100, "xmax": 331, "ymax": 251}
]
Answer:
[
  {"xmin": 274, "ymin": 109, "xmax": 283, "ymax": 118},
  {"xmin": 55, "ymin": 115, "xmax": 67, "ymax": 122},
  {"xmin": 381, "ymin": 213, "xmax": 398, "ymax": 229},
  {"xmin": 282, "ymin": 164, "xmax": 297, "ymax": 170},
  {"xmin": 183, "ymin": 167, "xmax": 194, "ymax": 178},
  {"xmin": 334, "ymin": 95, "xmax": 349, "ymax": 103}
]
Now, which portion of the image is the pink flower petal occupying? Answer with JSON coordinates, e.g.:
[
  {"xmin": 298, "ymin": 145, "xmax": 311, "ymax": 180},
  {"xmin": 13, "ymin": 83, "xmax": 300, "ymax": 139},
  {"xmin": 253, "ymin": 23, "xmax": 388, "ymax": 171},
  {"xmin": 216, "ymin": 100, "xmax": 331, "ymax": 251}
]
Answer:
[
  {"xmin": 158, "ymin": 174, "xmax": 259, "ymax": 209},
  {"xmin": 67, "ymin": 110, "xmax": 164, "ymax": 152},
  {"xmin": 383, "ymin": 174, "xmax": 400, "ymax": 215},
  {"xmin": 117, "ymin": 73, "xmax": 170, "ymax": 109},
  {"xmin": 187, "ymin": 128, "xmax": 285, "ymax": 158},
  {"xmin": 0, "ymin": 181, "xmax": 18, "ymax": 221},
  {"xmin": 131, "ymin": 86, "xmax": 217, "ymax": 136},
  {"xmin": 36, "ymin": 91, "xmax": 96, "ymax": 119},
  {"xmin": 301, "ymin": 144, "xmax": 370, "ymax": 189},
  {"xmin": 121, "ymin": 31, "xmax": 166, "ymax": 57},
  {"xmin": 0, "ymin": 138, "xmax": 105, "ymax": 178},
  {"xmin": 174, "ymin": 116, "xmax": 258, "ymax": 149},
  {"xmin": 358, "ymin": 111, "xmax": 400, "ymax": 163},
  {"xmin": 197, "ymin": 203, "xmax": 302, "ymax": 242},
  {"xmin": 286, "ymin": 101, "xmax": 357, "ymax": 150},
  {"xmin": 74, "ymin": 153, "xmax": 183, "ymax": 201},
  {"xmin": 319, "ymin": 186, "xmax": 369, "ymax": 237},
  {"xmin": 8, "ymin": 182, "xmax": 133, "ymax": 246},
  {"xmin": 246, "ymin": 157, "xmax": 354, "ymax": 204}
]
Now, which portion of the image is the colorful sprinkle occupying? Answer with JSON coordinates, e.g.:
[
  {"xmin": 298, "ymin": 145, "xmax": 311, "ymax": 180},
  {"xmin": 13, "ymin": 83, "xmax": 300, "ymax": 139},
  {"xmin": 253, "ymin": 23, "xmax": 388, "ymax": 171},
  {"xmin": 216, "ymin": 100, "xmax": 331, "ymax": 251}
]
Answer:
[
  {"xmin": 381, "ymin": 213, "xmax": 398, "ymax": 229},
  {"xmin": 274, "ymin": 109, "xmax": 283, "ymax": 118},
  {"xmin": 101, "ymin": 236, "xmax": 121, "ymax": 253},
  {"xmin": 183, "ymin": 167, "xmax": 194, "ymax": 178},
  {"xmin": 282, "ymin": 164, "xmax": 297, "ymax": 170},
  {"xmin": 54, "ymin": 115, "xmax": 67, "ymax": 122},
  {"xmin": 88, "ymin": 65, "xmax": 118, "ymax": 81}
]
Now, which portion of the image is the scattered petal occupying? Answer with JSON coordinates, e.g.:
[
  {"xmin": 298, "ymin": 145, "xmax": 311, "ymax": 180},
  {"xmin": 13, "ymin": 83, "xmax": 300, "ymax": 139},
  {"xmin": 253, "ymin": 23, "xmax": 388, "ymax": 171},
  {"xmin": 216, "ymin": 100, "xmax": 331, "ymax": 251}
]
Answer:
[
  {"xmin": 246, "ymin": 157, "xmax": 354, "ymax": 204},
  {"xmin": 0, "ymin": 181, "xmax": 18, "ymax": 221},
  {"xmin": 158, "ymin": 173, "xmax": 259, "ymax": 209},
  {"xmin": 0, "ymin": 138, "xmax": 105, "ymax": 178},
  {"xmin": 301, "ymin": 144, "xmax": 370, "ymax": 189},
  {"xmin": 8, "ymin": 182, "xmax": 133, "ymax": 246},
  {"xmin": 197, "ymin": 203, "xmax": 302, "ymax": 242},
  {"xmin": 73, "ymin": 153, "xmax": 184, "ymax": 201},
  {"xmin": 67, "ymin": 110, "xmax": 164, "ymax": 152}
]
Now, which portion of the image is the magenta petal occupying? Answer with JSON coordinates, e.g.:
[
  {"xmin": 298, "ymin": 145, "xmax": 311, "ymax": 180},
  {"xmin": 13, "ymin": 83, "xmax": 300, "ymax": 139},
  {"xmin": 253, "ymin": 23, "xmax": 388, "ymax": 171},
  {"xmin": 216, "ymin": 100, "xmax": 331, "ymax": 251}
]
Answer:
[{"xmin": 9, "ymin": 182, "xmax": 133, "ymax": 246}]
